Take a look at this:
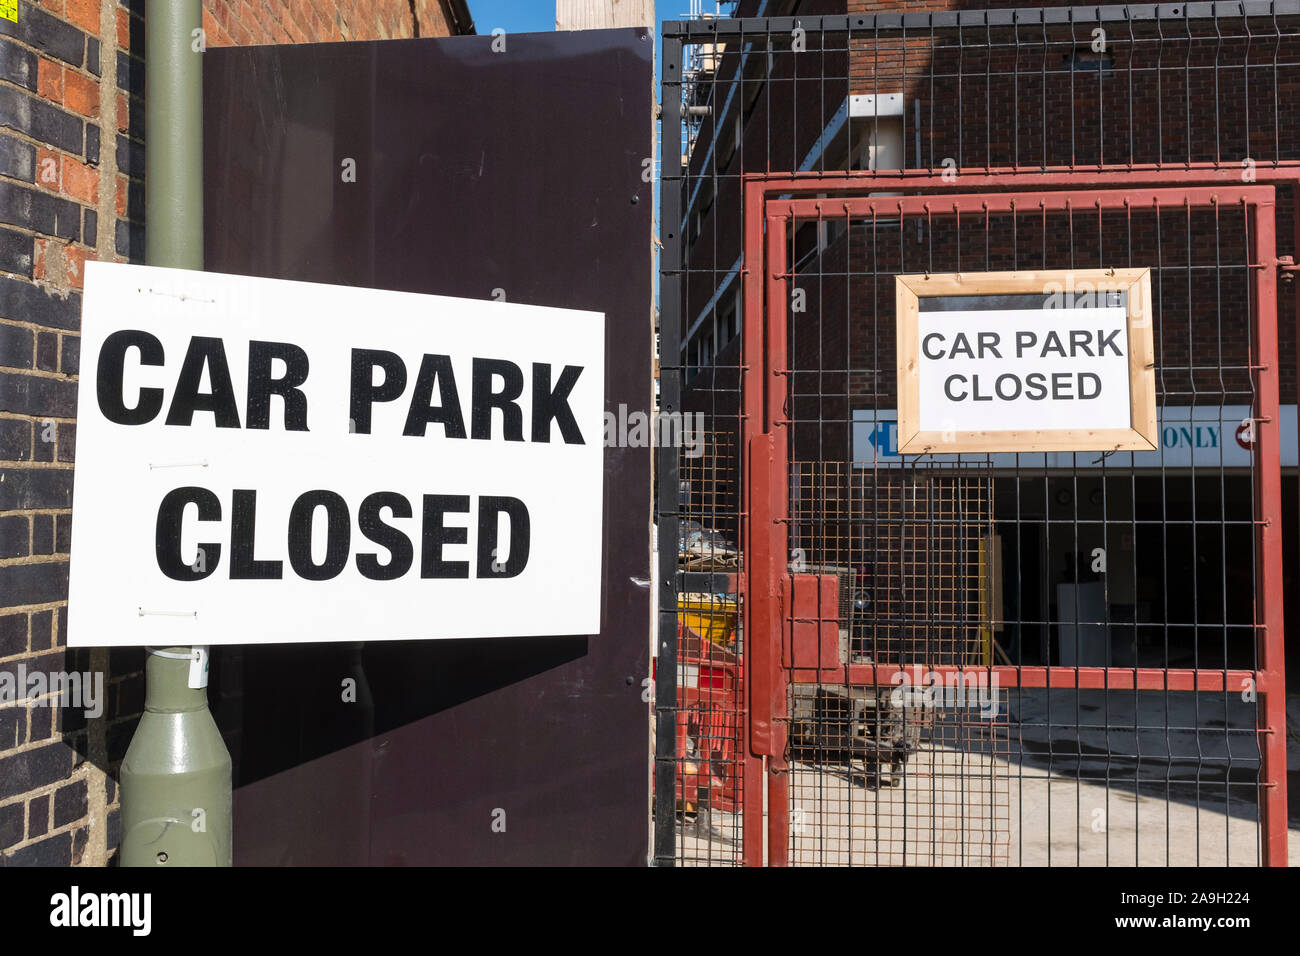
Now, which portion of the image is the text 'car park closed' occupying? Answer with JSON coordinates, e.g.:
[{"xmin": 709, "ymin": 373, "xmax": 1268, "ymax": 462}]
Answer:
[{"xmin": 67, "ymin": 262, "xmax": 605, "ymax": 646}]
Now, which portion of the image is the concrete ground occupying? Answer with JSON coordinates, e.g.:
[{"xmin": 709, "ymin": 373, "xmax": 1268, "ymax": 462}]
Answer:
[
  {"xmin": 677, "ymin": 755, "xmax": 1300, "ymax": 866},
  {"xmin": 672, "ymin": 693, "xmax": 1300, "ymax": 866}
]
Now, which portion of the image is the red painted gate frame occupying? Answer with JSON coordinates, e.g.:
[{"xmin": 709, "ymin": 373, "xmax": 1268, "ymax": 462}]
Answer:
[{"xmin": 740, "ymin": 167, "xmax": 1295, "ymax": 867}]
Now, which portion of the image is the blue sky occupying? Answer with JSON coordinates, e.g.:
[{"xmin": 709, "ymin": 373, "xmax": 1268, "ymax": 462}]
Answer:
[
  {"xmin": 467, "ymin": 0, "xmax": 558, "ymax": 34},
  {"xmin": 468, "ymin": 1, "xmax": 679, "ymax": 44}
]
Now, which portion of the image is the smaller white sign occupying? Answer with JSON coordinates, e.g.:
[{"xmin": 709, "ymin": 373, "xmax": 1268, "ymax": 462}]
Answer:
[
  {"xmin": 917, "ymin": 307, "xmax": 1132, "ymax": 433},
  {"xmin": 896, "ymin": 269, "xmax": 1156, "ymax": 454}
]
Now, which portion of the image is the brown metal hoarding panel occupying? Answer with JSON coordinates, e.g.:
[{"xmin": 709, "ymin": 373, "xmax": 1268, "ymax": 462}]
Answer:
[{"xmin": 202, "ymin": 29, "xmax": 652, "ymax": 865}]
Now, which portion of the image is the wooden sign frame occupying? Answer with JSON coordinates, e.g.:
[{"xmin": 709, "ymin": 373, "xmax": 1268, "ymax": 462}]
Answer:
[{"xmin": 895, "ymin": 268, "xmax": 1157, "ymax": 454}]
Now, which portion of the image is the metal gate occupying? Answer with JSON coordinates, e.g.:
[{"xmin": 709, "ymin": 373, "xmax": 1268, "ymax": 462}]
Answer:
[{"xmin": 655, "ymin": 3, "xmax": 1297, "ymax": 867}]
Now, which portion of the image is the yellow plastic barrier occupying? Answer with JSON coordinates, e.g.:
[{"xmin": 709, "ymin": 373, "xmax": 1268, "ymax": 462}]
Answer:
[{"xmin": 678, "ymin": 593, "xmax": 738, "ymax": 646}]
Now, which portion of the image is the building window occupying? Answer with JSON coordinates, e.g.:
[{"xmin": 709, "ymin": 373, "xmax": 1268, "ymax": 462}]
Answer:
[
  {"xmin": 793, "ymin": 199, "xmax": 848, "ymax": 273},
  {"xmin": 1065, "ymin": 49, "xmax": 1115, "ymax": 77},
  {"xmin": 687, "ymin": 176, "xmax": 716, "ymax": 250},
  {"xmin": 717, "ymin": 293, "xmax": 738, "ymax": 349}
]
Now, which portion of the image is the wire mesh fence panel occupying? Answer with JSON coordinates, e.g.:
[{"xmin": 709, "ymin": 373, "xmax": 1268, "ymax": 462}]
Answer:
[
  {"xmin": 657, "ymin": 4, "xmax": 1296, "ymax": 867},
  {"xmin": 776, "ymin": 195, "xmax": 1274, "ymax": 866},
  {"xmin": 786, "ymin": 461, "xmax": 1008, "ymax": 864},
  {"xmin": 787, "ymin": 689, "xmax": 1012, "ymax": 865},
  {"xmin": 671, "ymin": 432, "xmax": 746, "ymax": 864}
]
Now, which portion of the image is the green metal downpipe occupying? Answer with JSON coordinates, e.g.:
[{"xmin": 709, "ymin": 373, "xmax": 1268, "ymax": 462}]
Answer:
[
  {"xmin": 120, "ymin": 0, "xmax": 233, "ymax": 868},
  {"xmin": 143, "ymin": 0, "xmax": 204, "ymax": 268},
  {"xmin": 120, "ymin": 649, "xmax": 231, "ymax": 865}
]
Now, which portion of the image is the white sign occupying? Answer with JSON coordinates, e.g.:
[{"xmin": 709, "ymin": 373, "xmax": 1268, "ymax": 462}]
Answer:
[
  {"xmin": 916, "ymin": 306, "xmax": 1131, "ymax": 432},
  {"xmin": 896, "ymin": 269, "xmax": 1156, "ymax": 454},
  {"xmin": 68, "ymin": 263, "xmax": 605, "ymax": 646},
  {"xmin": 854, "ymin": 405, "xmax": 1299, "ymax": 470}
]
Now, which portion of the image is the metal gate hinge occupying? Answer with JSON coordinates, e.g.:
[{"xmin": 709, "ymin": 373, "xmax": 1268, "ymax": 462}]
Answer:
[{"xmin": 1277, "ymin": 256, "xmax": 1298, "ymax": 284}]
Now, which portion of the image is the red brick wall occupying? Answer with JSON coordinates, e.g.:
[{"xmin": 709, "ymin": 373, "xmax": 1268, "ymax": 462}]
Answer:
[
  {"xmin": 200, "ymin": 0, "xmax": 461, "ymax": 46},
  {"xmin": 1, "ymin": 0, "xmax": 113, "ymax": 869}
]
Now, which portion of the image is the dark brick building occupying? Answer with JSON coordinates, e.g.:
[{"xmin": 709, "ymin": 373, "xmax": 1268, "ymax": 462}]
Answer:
[{"xmin": 676, "ymin": 0, "xmax": 1298, "ymax": 673}]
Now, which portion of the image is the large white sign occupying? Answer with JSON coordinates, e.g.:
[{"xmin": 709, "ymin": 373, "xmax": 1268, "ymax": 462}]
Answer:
[{"xmin": 68, "ymin": 263, "xmax": 605, "ymax": 646}]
